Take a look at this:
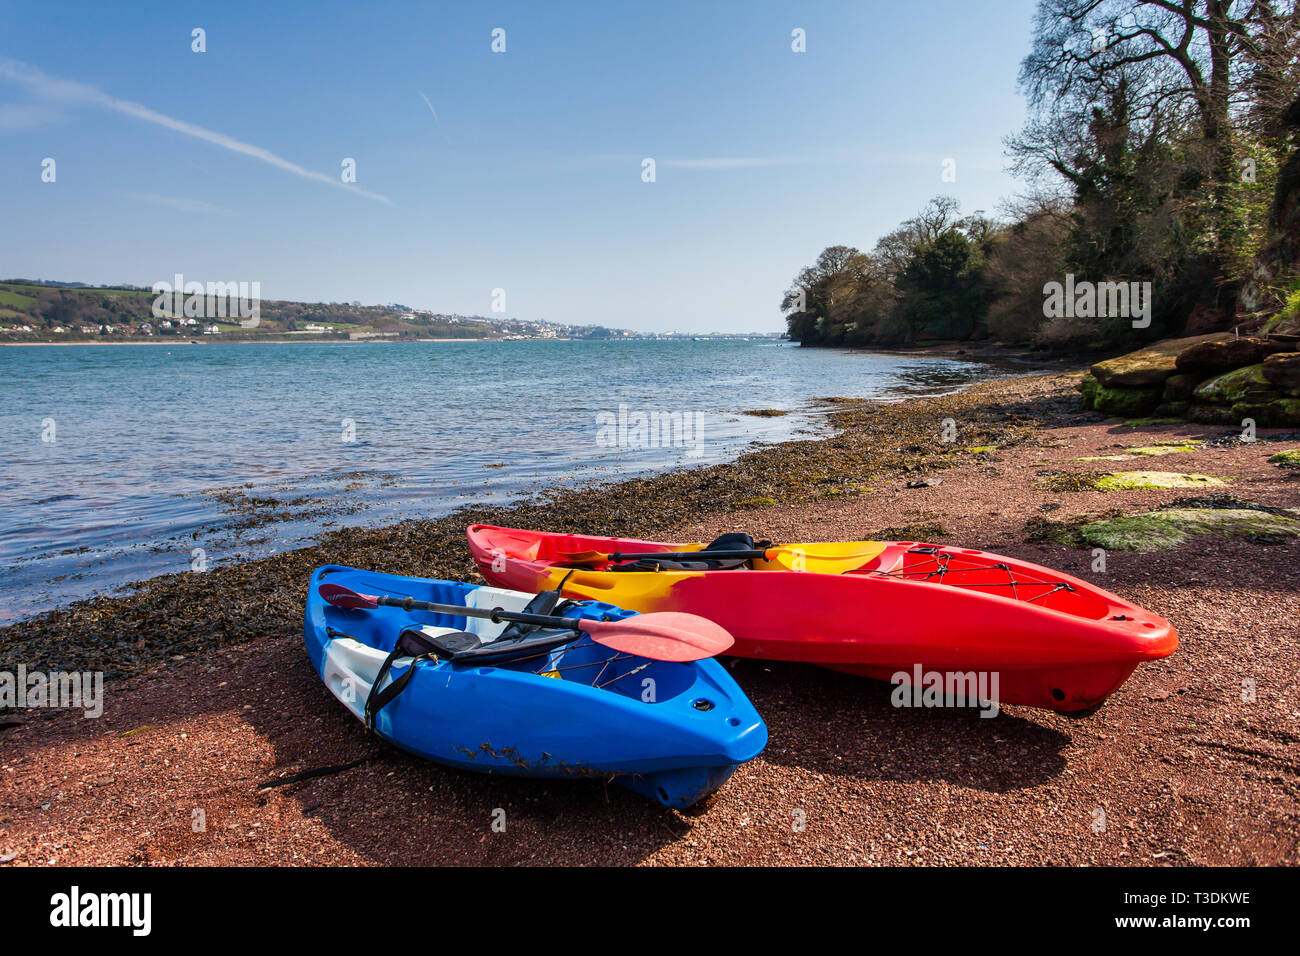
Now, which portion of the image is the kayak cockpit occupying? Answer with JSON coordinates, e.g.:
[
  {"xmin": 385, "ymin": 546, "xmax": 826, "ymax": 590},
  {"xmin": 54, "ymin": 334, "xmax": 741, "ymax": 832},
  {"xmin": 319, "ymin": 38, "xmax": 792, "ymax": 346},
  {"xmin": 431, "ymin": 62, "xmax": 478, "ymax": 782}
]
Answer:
[{"xmin": 312, "ymin": 567, "xmax": 696, "ymax": 702}]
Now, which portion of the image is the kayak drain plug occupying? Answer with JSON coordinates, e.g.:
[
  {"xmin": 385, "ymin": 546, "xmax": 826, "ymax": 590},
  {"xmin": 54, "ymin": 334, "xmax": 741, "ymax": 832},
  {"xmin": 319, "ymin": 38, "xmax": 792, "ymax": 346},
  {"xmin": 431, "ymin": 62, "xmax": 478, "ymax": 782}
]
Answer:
[{"xmin": 693, "ymin": 698, "xmax": 715, "ymax": 711}]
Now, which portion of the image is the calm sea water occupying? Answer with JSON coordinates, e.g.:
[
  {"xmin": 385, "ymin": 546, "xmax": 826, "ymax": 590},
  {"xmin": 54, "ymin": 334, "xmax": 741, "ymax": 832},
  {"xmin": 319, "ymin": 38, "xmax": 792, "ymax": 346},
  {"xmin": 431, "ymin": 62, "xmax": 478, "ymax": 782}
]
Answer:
[{"xmin": 0, "ymin": 339, "xmax": 1001, "ymax": 621}]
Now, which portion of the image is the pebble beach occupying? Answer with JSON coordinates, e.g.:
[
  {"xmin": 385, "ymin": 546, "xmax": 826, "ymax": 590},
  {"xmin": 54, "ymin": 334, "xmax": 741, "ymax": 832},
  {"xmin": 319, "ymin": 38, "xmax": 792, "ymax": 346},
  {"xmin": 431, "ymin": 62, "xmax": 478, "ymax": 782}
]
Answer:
[{"xmin": 2, "ymin": 368, "xmax": 1298, "ymax": 866}]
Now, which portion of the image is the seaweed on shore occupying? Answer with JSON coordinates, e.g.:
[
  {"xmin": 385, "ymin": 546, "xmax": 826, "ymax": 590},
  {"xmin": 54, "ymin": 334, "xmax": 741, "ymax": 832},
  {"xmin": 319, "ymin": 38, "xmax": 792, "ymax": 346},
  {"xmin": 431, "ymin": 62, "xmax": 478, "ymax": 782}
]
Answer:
[{"xmin": 0, "ymin": 372, "xmax": 1071, "ymax": 680}]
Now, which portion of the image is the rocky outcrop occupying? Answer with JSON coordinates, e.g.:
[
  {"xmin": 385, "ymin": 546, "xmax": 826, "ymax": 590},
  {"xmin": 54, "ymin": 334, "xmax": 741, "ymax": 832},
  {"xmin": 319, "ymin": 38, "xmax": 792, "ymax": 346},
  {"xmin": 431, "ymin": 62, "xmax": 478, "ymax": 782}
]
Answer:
[
  {"xmin": 1081, "ymin": 335, "xmax": 1300, "ymax": 426},
  {"xmin": 1077, "ymin": 373, "xmax": 1162, "ymax": 416},
  {"xmin": 1193, "ymin": 364, "xmax": 1278, "ymax": 404},
  {"xmin": 1162, "ymin": 373, "xmax": 1200, "ymax": 402},
  {"xmin": 1231, "ymin": 398, "xmax": 1300, "ymax": 427},
  {"xmin": 1175, "ymin": 337, "xmax": 1289, "ymax": 375},
  {"xmin": 1090, "ymin": 334, "xmax": 1229, "ymax": 387},
  {"xmin": 1263, "ymin": 352, "xmax": 1300, "ymax": 391}
]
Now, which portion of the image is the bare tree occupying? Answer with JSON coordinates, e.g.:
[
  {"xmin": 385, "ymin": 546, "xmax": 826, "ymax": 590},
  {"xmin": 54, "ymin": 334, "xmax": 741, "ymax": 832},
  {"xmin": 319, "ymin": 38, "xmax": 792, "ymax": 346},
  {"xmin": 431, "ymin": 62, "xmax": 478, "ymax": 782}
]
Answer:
[{"xmin": 1016, "ymin": 0, "xmax": 1298, "ymax": 180}]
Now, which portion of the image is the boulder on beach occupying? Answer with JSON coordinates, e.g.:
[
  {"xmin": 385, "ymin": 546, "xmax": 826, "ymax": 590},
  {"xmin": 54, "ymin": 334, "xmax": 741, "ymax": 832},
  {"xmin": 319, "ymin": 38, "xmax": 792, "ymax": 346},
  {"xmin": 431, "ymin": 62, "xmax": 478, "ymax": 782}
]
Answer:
[
  {"xmin": 1193, "ymin": 364, "xmax": 1271, "ymax": 404},
  {"xmin": 1231, "ymin": 398, "xmax": 1300, "ymax": 427},
  {"xmin": 1262, "ymin": 351, "xmax": 1300, "ymax": 391},
  {"xmin": 1077, "ymin": 372, "xmax": 1100, "ymax": 408},
  {"xmin": 1174, "ymin": 336, "xmax": 1288, "ymax": 375},
  {"xmin": 1162, "ymin": 372, "xmax": 1201, "ymax": 403},
  {"xmin": 1092, "ymin": 382, "xmax": 1163, "ymax": 417},
  {"xmin": 1090, "ymin": 333, "xmax": 1229, "ymax": 387},
  {"xmin": 1187, "ymin": 404, "xmax": 1241, "ymax": 426}
]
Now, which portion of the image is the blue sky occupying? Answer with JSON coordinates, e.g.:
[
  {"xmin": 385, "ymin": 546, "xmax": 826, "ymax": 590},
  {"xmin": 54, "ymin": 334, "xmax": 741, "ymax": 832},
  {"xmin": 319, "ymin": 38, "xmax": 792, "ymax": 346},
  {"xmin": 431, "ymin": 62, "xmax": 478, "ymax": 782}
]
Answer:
[{"xmin": 0, "ymin": 0, "xmax": 1040, "ymax": 332}]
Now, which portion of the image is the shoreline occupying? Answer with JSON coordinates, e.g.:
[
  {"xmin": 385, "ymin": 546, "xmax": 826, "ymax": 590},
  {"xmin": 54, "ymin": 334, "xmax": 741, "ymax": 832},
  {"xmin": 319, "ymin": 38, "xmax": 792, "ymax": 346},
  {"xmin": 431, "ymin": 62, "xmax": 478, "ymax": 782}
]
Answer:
[
  {"xmin": 3, "ymin": 368, "xmax": 1298, "ymax": 865},
  {"xmin": 0, "ymin": 336, "xmax": 497, "ymax": 347}
]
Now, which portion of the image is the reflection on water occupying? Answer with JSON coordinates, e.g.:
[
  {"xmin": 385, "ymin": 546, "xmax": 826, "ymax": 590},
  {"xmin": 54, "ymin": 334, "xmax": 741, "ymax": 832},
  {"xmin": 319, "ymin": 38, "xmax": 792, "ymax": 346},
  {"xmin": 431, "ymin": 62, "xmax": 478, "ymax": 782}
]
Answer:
[{"xmin": 0, "ymin": 340, "xmax": 1005, "ymax": 621}]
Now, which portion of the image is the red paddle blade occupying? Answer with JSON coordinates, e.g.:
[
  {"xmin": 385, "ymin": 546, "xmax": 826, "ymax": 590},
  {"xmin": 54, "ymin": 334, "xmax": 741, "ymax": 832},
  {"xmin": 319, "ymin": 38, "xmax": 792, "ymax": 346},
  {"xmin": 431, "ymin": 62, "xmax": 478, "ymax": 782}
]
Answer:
[
  {"xmin": 581, "ymin": 613, "xmax": 734, "ymax": 662},
  {"xmin": 318, "ymin": 583, "xmax": 380, "ymax": 609}
]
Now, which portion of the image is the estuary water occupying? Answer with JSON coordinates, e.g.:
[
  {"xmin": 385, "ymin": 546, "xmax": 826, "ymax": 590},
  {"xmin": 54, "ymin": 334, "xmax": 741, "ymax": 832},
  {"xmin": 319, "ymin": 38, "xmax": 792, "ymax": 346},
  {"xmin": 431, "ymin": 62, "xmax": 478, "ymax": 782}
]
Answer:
[{"xmin": 0, "ymin": 338, "xmax": 1002, "ymax": 621}]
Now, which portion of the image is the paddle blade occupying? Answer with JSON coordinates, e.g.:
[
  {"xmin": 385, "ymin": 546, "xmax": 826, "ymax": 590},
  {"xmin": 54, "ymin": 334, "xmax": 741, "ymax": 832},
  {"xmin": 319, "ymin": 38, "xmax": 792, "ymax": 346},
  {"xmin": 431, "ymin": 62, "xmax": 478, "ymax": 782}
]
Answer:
[
  {"xmin": 318, "ymin": 583, "xmax": 380, "ymax": 609},
  {"xmin": 582, "ymin": 613, "xmax": 734, "ymax": 662}
]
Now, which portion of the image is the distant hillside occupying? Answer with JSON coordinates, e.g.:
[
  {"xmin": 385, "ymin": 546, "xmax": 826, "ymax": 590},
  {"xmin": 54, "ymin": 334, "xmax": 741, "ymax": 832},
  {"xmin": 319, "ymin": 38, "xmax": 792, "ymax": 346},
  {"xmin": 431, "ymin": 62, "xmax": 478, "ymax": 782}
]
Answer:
[{"xmin": 0, "ymin": 280, "xmax": 628, "ymax": 342}]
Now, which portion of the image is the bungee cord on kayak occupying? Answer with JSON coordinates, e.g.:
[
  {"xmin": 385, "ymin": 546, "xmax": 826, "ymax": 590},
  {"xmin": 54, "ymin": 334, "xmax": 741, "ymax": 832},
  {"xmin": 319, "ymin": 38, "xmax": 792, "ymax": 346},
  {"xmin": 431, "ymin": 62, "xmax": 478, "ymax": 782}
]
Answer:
[{"xmin": 851, "ymin": 547, "xmax": 1078, "ymax": 605}]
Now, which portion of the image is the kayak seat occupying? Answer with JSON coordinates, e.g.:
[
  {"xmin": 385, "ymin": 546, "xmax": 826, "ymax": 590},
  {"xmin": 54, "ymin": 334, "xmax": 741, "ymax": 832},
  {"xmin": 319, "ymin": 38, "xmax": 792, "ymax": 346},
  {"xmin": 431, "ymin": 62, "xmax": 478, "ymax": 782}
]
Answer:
[
  {"xmin": 398, "ymin": 590, "xmax": 585, "ymax": 664},
  {"xmin": 608, "ymin": 533, "xmax": 774, "ymax": 572}
]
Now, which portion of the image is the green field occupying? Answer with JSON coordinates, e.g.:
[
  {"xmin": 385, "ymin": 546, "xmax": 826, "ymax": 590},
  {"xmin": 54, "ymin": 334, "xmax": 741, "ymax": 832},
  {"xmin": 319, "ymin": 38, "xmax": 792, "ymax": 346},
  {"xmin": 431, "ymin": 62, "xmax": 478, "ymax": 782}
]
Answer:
[{"xmin": 0, "ymin": 288, "xmax": 38, "ymax": 309}]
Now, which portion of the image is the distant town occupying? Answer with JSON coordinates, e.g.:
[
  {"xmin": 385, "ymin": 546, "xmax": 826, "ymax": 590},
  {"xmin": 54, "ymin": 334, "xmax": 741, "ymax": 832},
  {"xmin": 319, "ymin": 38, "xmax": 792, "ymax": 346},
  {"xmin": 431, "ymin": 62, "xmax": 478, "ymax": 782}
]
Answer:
[{"xmin": 0, "ymin": 279, "xmax": 782, "ymax": 343}]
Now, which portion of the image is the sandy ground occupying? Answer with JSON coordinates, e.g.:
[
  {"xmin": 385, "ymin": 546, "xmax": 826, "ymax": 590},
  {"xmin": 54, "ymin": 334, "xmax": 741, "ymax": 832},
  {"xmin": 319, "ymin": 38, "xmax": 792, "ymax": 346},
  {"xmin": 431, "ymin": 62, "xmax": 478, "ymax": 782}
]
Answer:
[{"xmin": 2, "ymin": 375, "xmax": 1298, "ymax": 866}]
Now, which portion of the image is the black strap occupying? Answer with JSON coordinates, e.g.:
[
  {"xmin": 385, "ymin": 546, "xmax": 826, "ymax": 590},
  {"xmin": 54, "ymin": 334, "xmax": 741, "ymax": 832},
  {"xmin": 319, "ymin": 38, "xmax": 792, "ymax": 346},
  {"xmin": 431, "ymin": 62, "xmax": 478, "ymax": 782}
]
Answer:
[{"xmin": 364, "ymin": 645, "xmax": 435, "ymax": 731}]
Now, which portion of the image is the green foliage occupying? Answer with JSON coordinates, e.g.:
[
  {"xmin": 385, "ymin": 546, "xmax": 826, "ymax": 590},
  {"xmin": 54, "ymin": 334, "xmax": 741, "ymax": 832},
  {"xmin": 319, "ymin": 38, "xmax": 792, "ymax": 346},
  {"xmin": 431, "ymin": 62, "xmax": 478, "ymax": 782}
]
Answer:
[
  {"xmin": 786, "ymin": 2, "xmax": 1300, "ymax": 352},
  {"xmin": 782, "ymin": 198, "xmax": 998, "ymax": 347}
]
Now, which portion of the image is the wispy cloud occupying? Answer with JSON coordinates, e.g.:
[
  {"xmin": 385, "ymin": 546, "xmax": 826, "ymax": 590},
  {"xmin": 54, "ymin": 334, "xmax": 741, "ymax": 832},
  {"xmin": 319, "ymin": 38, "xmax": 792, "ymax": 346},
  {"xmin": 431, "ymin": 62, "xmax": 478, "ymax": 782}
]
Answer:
[
  {"xmin": 0, "ymin": 58, "xmax": 392, "ymax": 204},
  {"xmin": 418, "ymin": 91, "xmax": 438, "ymax": 123},
  {"xmin": 126, "ymin": 192, "xmax": 234, "ymax": 216}
]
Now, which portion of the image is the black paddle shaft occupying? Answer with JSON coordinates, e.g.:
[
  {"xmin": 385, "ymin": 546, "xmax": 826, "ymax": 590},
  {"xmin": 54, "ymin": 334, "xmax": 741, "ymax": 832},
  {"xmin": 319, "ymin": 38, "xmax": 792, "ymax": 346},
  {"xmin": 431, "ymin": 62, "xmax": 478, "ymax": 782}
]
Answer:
[
  {"xmin": 375, "ymin": 594, "xmax": 591, "ymax": 629},
  {"xmin": 604, "ymin": 550, "xmax": 769, "ymax": 562}
]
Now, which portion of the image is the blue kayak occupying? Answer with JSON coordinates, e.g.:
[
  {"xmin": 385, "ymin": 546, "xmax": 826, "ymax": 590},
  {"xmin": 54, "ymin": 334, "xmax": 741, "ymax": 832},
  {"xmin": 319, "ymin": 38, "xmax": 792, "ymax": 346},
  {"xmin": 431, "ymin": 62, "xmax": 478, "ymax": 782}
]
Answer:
[{"xmin": 304, "ymin": 565, "xmax": 767, "ymax": 808}]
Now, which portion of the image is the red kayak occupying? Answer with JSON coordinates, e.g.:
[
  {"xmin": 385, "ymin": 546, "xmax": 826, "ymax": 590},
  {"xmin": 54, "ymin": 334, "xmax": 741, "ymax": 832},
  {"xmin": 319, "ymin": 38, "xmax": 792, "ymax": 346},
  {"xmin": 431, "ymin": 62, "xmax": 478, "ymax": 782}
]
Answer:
[{"xmin": 467, "ymin": 525, "xmax": 1179, "ymax": 716}]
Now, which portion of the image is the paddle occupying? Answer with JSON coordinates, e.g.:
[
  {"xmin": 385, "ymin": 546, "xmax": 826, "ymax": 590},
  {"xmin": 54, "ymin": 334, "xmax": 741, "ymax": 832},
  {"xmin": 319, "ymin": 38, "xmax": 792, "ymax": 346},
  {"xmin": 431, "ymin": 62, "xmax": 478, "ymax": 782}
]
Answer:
[
  {"xmin": 317, "ymin": 583, "xmax": 732, "ymax": 662},
  {"xmin": 558, "ymin": 542, "xmax": 888, "ymax": 574}
]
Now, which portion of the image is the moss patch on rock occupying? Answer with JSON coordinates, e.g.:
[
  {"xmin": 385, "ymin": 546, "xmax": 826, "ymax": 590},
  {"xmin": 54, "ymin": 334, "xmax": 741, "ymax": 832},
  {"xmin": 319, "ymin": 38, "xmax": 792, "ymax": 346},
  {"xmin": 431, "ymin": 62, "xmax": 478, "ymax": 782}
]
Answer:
[
  {"xmin": 1231, "ymin": 397, "xmax": 1300, "ymax": 427},
  {"xmin": 1092, "ymin": 383, "xmax": 1163, "ymax": 417},
  {"xmin": 1026, "ymin": 496, "xmax": 1300, "ymax": 551},
  {"xmin": 1119, "ymin": 416, "xmax": 1186, "ymax": 427},
  {"xmin": 1269, "ymin": 448, "xmax": 1300, "ymax": 469},
  {"xmin": 1076, "ymin": 441, "xmax": 1204, "ymax": 461},
  {"xmin": 1038, "ymin": 469, "xmax": 1229, "ymax": 491},
  {"xmin": 1078, "ymin": 508, "xmax": 1300, "ymax": 550},
  {"xmin": 1095, "ymin": 471, "xmax": 1229, "ymax": 490},
  {"xmin": 1193, "ymin": 363, "xmax": 1271, "ymax": 403}
]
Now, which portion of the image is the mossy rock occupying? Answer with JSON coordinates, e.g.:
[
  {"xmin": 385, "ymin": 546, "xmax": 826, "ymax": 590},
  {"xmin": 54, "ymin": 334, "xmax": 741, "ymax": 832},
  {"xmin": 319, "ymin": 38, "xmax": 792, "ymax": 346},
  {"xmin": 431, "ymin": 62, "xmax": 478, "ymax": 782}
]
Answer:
[
  {"xmin": 1162, "ymin": 372, "xmax": 1201, "ymax": 402},
  {"xmin": 1126, "ymin": 441, "xmax": 1203, "ymax": 456},
  {"xmin": 1076, "ymin": 507, "xmax": 1300, "ymax": 551},
  {"xmin": 1193, "ymin": 363, "xmax": 1269, "ymax": 403},
  {"xmin": 736, "ymin": 496, "xmax": 778, "ymax": 508},
  {"xmin": 1120, "ymin": 416, "xmax": 1185, "ymax": 427},
  {"xmin": 1091, "ymin": 334, "xmax": 1228, "ymax": 387},
  {"xmin": 1074, "ymin": 441, "xmax": 1202, "ymax": 462},
  {"xmin": 1174, "ymin": 337, "xmax": 1286, "ymax": 375},
  {"xmin": 1036, "ymin": 470, "xmax": 1227, "ymax": 491},
  {"xmin": 1230, "ymin": 397, "xmax": 1300, "ymax": 427},
  {"xmin": 1095, "ymin": 471, "xmax": 1229, "ymax": 491},
  {"xmin": 1187, "ymin": 403, "xmax": 1240, "ymax": 426},
  {"xmin": 1092, "ymin": 383, "xmax": 1163, "ymax": 417},
  {"xmin": 1269, "ymin": 448, "xmax": 1300, "ymax": 469},
  {"xmin": 1152, "ymin": 401, "xmax": 1190, "ymax": 418},
  {"xmin": 1262, "ymin": 352, "xmax": 1300, "ymax": 391},
  {"xmin": 1077, "ymin": 372, "xmax": 1101, "ymax": 410}
]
